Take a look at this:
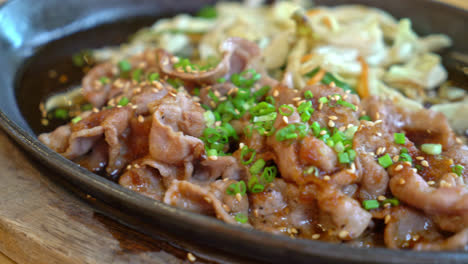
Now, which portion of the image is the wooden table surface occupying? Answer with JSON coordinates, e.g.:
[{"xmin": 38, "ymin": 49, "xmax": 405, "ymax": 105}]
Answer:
[{"xmin": 0, "ymin": 1, "xmax": 466, "ymax": 264}]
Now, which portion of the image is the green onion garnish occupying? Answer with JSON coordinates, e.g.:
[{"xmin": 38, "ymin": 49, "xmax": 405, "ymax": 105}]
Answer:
[
  {"xmin": 382, "ymin": 198, "xmax": 400, "ymax": 206},
  {"xmin": 99, "ymin": 76, "xmax": 110, "ymax": 85},
  {"xmin": 249, "ymin": 159, "xmax": 266, "ymax": 175},
  {"xmin": 359, "ymin": 115, "xmax": 371, "ymax": 121},
  {"xmin": 118, "ymin": 59, "xmax": 132, "ymax": 72},
  {"xmin": 71, "ymin": 116, "xmax": 82, "ymax": 124},
  {"xmin": 399, "ymin": 153, "xmax": 412, "ymax": 164},
  {"xmin": 394, "ymin": 133, "xmax": 406, "ymax": 145},
  {"xmin": 348, "ymin": 149, "xmax": 356, "ymax": 162},
  {"xmin": 400, "ymin": 148, "xmax": 409, "ymax": 154},
  {"xmin": 253, "ymin": 85, "xmax": 270, "ymax": 99},
  {"xmin": 217, "ymin": 77, "xmax": 226, "ymax": 83},
  {"xmin": 118, "ymin": 97, "xmax": 129, "ymax": 106},
  {"xmin": 132, "ymin": 69, "xmax": 143, "ymax": 82},
  {"xmin": 311, "ymin": 122, "xmax": 321, "ymax": 137},
  {"xmin": 279, "ymin": 105, "xmax": 294, "ymax": 116},
  {"xmin": 54, "ymin": 108, "xmax": 68, "ymax": 119},
  {"xmin": 81, "ymin": 103, "xmax": 93, "ymax": 111},
  {"xmin": 338, "ymin": 152, "xmax": 350, "ymax": 164},
  {"xmin": 337, "ymin": 99, "xmax": 356, "ymax": 111},
  {"xmin": 250, "ymin": 183, "xmax": 265, "ymax": 193},
  {"xmin": 148, "ymin": 72, "xmax": 160, "ymax": 82},
  {"xmin": 240, "ymin": 146, "xmax": 256, "ymax": 165},
  {"xmin": 304, "ymin": 90, "xmax": 313, "ymax": 99},
  {"xmin": 421, "ymin": 143, "xmax": 442, "ymax": 155},
  {"xmin": 452, "ymin": 164, "xmax": 464, "ymax": 177},
  {"xmin": 250, "ymin": 102, "xmax": 276, "ymax": 116},
  {"xmin": 206, "ymin": 149, "xmax": 218, "ymax": 157},
  {"xmin": 261, "ymin": 166, "xmax": 277, "ymax": 183},
  {"xmin": 197, "ymin": 5, "xmax": 217, "ymax": 19},
  {"xmin": 362, "ymin": 200, "xmax": 380, "ymax": 210},
  {"xmin": 318, "ymin": 97, "xmax": 329, "ymax": 104},
  {"xmin": 378, "ymin": 154, "xmax": 393, "ymax": 168},
  {"xmin": 226, "ymin": 181, "xmax": 246, "ymax": 196}
]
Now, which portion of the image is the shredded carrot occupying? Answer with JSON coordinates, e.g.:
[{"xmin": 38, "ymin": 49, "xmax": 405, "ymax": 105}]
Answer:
[
  {"xmin": 306, "ymin": 9, "xmax": 321, "ymax": 16},
  {"xmin": 300, "ymin": 54, "xmax": 314, "ymax": 63},
  {"xmin": 357, "ymin": 56, "xmax": 369, "ymax": 98},
  {"xmin": 322, "ymin": 17, "xmax": 333, "ymax": 30},
  {"xmin": 306, "ymin": 69, "xmax": 326, "ymax": 86}
]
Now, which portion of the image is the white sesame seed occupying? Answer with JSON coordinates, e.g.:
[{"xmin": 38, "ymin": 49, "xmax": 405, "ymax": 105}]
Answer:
[
  {"xmin": 273, "ymin": 90, "xmax": 279, "ymax": 97},
  {"xmin": 283, "ymin": 116, "xmax": 289, "ymax": 124},
  {"xmin": 323, "ymin": 175, "xmax": 331, "ymax": 181},
  {"xmin": 377, "ymin": 195, "xmax": 386, "ymax": 201},
  {"xmin": 395, "ymin": 164, "xmax": 403, "ymax": 171},
  {"xmin": 236, "ymin": 193, "xmax": 242, "ymax": 202},
  {"xmin": 320, "ymin": 130, "xmax": 327, "ymax": 136},
  {"xmin": 293, "ymin": 97, "xmax": 301, "ymax": 101},
  {"xmin": 376, "ymin": 132, "xmax": 382, "ymax": 137},
  {"xmin": 328, "ymin": 120, "xmax": 335, "ymax": 127},
  {"xmin": 312, "ymin": 234, "xmax": 320, "ymax": 240},
  {"xmin": 138, "ymin": 115, "xmax": 144, "ymax": 123},
  {"xmin": 187, "ymin": 253, "xmax": 196, "ymax": 262},
  {"xmin": 399, "ymin": 178, "xmax": 406, "ymax": 185},
  {"xmin": 329, "ymin": 115, "xmax": 338, "ymax": 120},
  {"xmin": 338, "ymin": 230, "xmax": 349, "ymax": 239},
  {"xmin": 384, "ymin": 215, "xmax": 391, "ymax": 224},
  {"xmin": 375, "ymin": 112, "xmax": 380, "ymax": 119},
  {"xmin": 427, "ymin": 181, "xmax": 435, "ymax": 185},
  {"xmin": 374, "ymin": 120, "xmax": 383, "ymax": 124},
  {"xmin": 421, "ymin": 160, "xmax": 429, "ymax": 167},
  {"xmin": 392, "ymin": 155, "xmax": 400, "ymax": 163},
  {"xmin": 416, "ymin": 156, "xmax": 424, "ymax": 160},
  {"xmin": 330, "ymin": 81, "xmax": 336, "ymax": 87},
  {"xmin": 239, "ymin": 143, "xmax": 245, "ymax": 149},
  {"xmin": 208, "ymin": 155, "xmax": 218, "ymax": 161},
  {"xmin": 204, "ymin": 197, "xmax": 212, "ymax": 203}
]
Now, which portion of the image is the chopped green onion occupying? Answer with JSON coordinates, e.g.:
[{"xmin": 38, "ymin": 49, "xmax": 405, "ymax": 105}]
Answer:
[
  {"xmin": 54, "ymin": 108, "xmax": 68, "ymax": 119},
  {"xmin": 311, "ymin": 122, "xmax": 321, "ymax": 137},
  {"xmin": 359, "ymin": 115, "xmax": 371, "ymax": 121},
  {"xmin": 338, "ymin": 152, "xmax": 350, "ymax": 164},
  {"xmin": 421, "ymin": 143, "xmax": 442, "ymax": 155},
  {"xmin": 250, "ymin": 102, "xmax": 276, "ymax": 116},
  {"xmin": 279, "ymin": 105, "xmax": 294, "ymax": 116},
  {"xmin": 226, "ymin": 181, "xmax": 246, "ymax": 196},
  {"xmin": 261, "ymin": 166, "xmax": 277, "ymax": 183},
  {"xmin": 382, "ymin": 198, "xmax": 400, "ymax": 207},
  {"xmin": 197, "ymin": 5, "xmax": 217, "ymax": 19},
  {"xmin": 301, "ymin": 111, "xmax": 312, "ymax": 122},
  {"xmin": 253, "ymin": 112, "xmax": 277, "ymax": 123},
  {"xmin": 240, "ymin": 146, "xmax": 256, "ymax": 165},
  {"xmin": 400, "ymin": 148, "xmax": 409, "ymax": 154},
  {"xmin": 250, "ymin": 183, "xmax": 265, "ymax": 193},
  {"xmin": 415, "ymin": 164, "xmax": 424, "ymax": 171},
  {"xmin": 132, "ymin": 69, "xmax": 143, "ymax": 82},
  {"xmin": 206, "ymin": 149, "xmax": 218, "ymax": 157},
  {"xmin": 265, "ymin": 96, "xmax": 276, "ymax": 105},
  {"xmin": 318, "ymin": 97, "xmax": 329, "ymax": 104},
  {"xmin": 148, "ymin": 72, "xmax": 160, "ymax": 82},
  {"xmin": 193, "ymin": 88, "xmax": 200, "ymax": 96},
  {"xmin": 203, "ymin": 111, "xmax": 215, "ymax": 127},
  {"xmin": 71, "ymin": 116, "xmax": 82, "ymax": 124},
  {"xmin": 399, "ymin": 153, "xmax": 412, "ymax": 164},
  {"xmin": 304, "ymin": 90, "xmax": 314, "ymax": 99},
  {"xmin": 334, "ymin": 141, "xmax": 345, "ymax": 153},
  {"xmin": 234, "ymin": 213, "xmax": 248, "ymax": 224},
  {"xmin": 378, "ymin": 154, "xmax": 393, "ymax": 168},
  {"xmin": 250, "ymin": 159, "xmax": 266, "ymax": 175},
  {"xmin": 344, "ymin": 126, "xmax": 358, "ymax": 140},
  {"xmin": 362, "ymin": 200, "xmax": 380, "ymax": 210},
  {"xmin": 253, "ymin": 85, "xmax": 270, "ymax": 98},
  {"xmin": 321, "ymin": 72, "xmax": 354, "ymax": 92},
  {"xmin": 452, "ymin": 164, "xmax": 464, "ymax": 177},
  {"xmin": 337, "ymin": 99, "xmax": 356, "ymax": 111},
  {"xmin": 217, "ymin": 77, "xmax": 226, "ymax": 83},
  {"xmin": 99, "ymin": 76, "xmax": 110, "ymax": 85},
  {"xmin": 118, "ymin": 97, "xmax": 129, "ymax": 106},
  {"xmin": 394, "ymin": 133, "xmax": 406, "ymax": 145},
  {"xmin": 72, "ymin": 53, "xmax": 85, "ymax": 67},
  {"xmin": 118, "ymin": 59, "xmax": 132, "ymax": 72},
  {"xmin": 348, "ymin": 149, "xmax": 356, "ymax": 162},
  {"xmin": 81, "ymin": 103, "xmax": 93, "ymax": 111},
  {"xmin": 305, "ymin": 67, "xmax": 320, "ymax": 78}
]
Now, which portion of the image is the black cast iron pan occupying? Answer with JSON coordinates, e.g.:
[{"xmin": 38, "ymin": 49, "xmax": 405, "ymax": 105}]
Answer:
[{"xmin": 1, "ymin": 0, "xmax": 467, "ymax": 263}]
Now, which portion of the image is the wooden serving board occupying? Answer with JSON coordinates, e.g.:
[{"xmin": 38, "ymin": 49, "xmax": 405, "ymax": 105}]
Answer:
[{"xmin": 0, "ymin": 1, "xmax": 466, "ymax": 264}]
